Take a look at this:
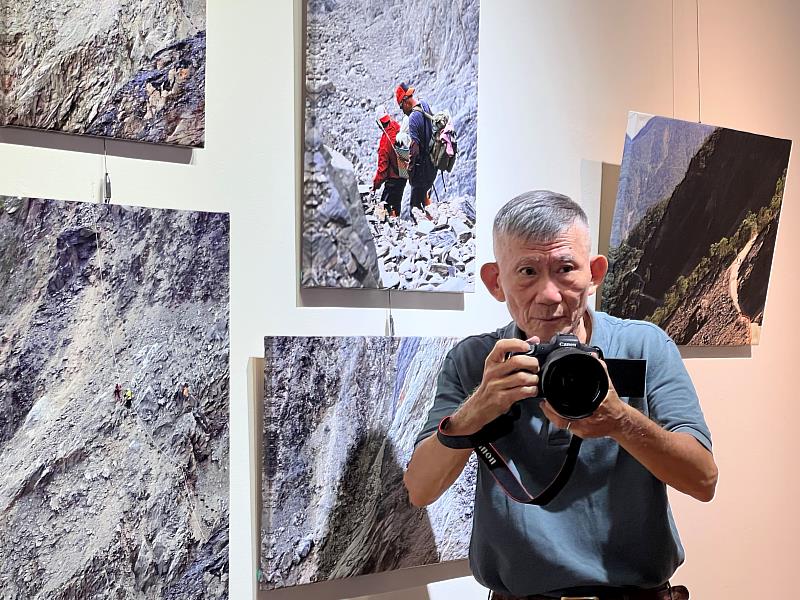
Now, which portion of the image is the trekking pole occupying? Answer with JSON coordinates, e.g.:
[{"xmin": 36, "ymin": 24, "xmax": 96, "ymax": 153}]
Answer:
[{"xmin": 431, "ymin": 179, "xmax": 441, "ymax": 204}]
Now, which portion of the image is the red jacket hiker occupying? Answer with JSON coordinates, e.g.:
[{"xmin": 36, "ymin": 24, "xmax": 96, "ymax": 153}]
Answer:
[
  {"xmin": 372, "ymin": 104, "xmax": 407, "ymax": 219},
  {"xmin": 373, "ymin": 118, "xmax": 402, "ymax": 190}
]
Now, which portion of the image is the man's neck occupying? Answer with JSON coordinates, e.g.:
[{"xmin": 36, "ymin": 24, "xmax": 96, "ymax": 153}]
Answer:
[{"xmin": 577, "ymin": 311, "xmax": 593, "ymax": 344}]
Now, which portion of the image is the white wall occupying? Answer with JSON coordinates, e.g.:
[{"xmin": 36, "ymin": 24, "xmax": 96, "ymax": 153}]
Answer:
[{"xmin": 1, "ymin": 1, "xmax": 798, "ymax": 599}]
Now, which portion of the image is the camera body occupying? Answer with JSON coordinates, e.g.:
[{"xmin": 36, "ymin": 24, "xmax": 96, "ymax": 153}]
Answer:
[{"xmin": 509, "ymin": 333, "xmax": 609, "ymax": 419}]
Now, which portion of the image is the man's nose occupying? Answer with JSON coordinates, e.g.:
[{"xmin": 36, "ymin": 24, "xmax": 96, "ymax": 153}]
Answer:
[{"xmin": 534, "ymin": 277, "xmax": 562, "ymax": 304}]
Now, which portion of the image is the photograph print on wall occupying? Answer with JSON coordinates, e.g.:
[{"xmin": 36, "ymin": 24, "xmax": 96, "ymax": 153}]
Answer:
[
  {"xmin": 0, "ymin": 196, "xmax": 228, "ymax": 598},
  {"xmin": 261, "ymin": 335, "xmax": 474, "ymax": 589},
  {"xmin": 301, "ymin": 0, "xmax": 480, "ymax": 292},
  {"xmin": 601, "ymin": 112, "xmax": 791, "ymax": 346},
  {"xmin": 1, "ymin": 0, "xmax": 206, "ymax": 147}
]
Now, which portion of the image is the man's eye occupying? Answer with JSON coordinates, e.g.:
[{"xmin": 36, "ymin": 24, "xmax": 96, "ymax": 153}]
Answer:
[
  {"xmin": 559, "ymin": 265, "xmax": 575, "ymax": 273},
  {"xmin": 519, "ymin": 267, "xmax": 536, "ymax": 276}
]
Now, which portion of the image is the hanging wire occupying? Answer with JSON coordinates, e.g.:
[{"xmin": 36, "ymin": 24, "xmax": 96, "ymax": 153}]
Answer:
[
  {"xmin": 90, "ymin": 204, "xmax": 122, "ymax": 385},
  {"xmin": 671, "ymin": 0, "xmax": 676, "ymax": 118},
  {"xmin": 90, "ymin": 152, "xmax": 211, "ymax": 542},
  {"xmin": 695, "ymin": 0, "xmax": 701, "ymax": 121},
  {"xmin": 387, "ymin": 289, "xmax": 395, "ymax": 337},
  {"xmin": 103, "ymin": 139, "xmax": 112, "ymax": 204}
]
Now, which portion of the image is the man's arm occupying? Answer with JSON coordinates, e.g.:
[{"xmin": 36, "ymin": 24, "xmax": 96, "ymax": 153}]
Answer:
[
  {"xmin": 404, "ymin": 436, "xmax": 472, "ymax": 508},
  {"xmin": 540, "ymin": 349, "xmax": 718, "ymax": 502},
  {"xmin": 614, "ymin": 408, "xmax": 718, "ymax": 501},
  {"xmin": 407, "ymin": 110, "xmax": 423, "ymax": 170},
  {"xmin": 404, "ymin": 338, "xmax": 540, "ymax": 507},
  {"xmin": 373, "ymin": 137, "xmax": 390, "ymax": 189}
]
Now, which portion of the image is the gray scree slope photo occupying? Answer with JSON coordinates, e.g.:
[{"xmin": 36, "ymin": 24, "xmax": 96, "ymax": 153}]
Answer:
[
  {"xmin": 261, "ymin": 336, "xmax": 475, "ymax": 590},
  {"xmin": 0, "ymin": 197, "xmax": 229, "ymax": 598},
  {"xmin": 0, "ymin": 0, "xmax": 206, "ymax": 147},
  {"xmin": 302, "ymin": 0, "xmax": 479, "ymax": 291}
]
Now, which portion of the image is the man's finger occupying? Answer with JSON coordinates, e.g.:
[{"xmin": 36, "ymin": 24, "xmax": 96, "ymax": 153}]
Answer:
[
  {"xmin": 595, "ymin": 357, "xmax": 618, "ymax": 393},
  {"xmin": 539, "ymin": 400, "xmax": 569, "ymax": 428},
  {"xmin": 486, "ymin": 338, "xmax": 533, "ymax": 364},
  {"xmin": 497, "ymin": 370, "xmax": 539, "ymax": 390}
]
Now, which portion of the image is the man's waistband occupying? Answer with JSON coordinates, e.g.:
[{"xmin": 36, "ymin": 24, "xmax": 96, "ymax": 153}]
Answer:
[{"xmin": 492, "ymin": 583, "xmax": 689, "ymax": 600}]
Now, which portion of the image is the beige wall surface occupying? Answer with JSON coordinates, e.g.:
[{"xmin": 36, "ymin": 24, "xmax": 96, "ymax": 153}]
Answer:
[{"xmin": 1, "ymin": 1, "xmax": 797, "ymax": 599}]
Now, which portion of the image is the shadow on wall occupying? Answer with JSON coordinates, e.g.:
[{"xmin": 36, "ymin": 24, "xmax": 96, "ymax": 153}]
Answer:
[
  {"xmin": 260, "ymin": 429, "xmax": 448, "ymax": 600},
  {"xmin": 0, "ymin": 127, "xmax": 193, "ymax": 165},
  {"xmin": 316, "ymin": 432, "xmax": 438, "ymax": 580},
  {"xmin": 298, "ymin": 286, "xmax": 465, "ymax": 311}
]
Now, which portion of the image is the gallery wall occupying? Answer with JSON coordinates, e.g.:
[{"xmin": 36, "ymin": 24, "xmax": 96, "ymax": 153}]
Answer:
[{"xmin": 0, "ymin": 1, "xmax": 797, "ymax": 599}]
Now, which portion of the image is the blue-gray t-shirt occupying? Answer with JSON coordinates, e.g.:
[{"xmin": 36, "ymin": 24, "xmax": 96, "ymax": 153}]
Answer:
[{"xmin": 415, "ymin": 310, "xmax": 712, "ymax": 596}]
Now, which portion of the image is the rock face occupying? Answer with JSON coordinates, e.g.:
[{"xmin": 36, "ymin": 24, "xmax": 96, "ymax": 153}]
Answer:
[
  {"xmin": 611, "ymin": 114, "xmax": 715, "ymax": 247},
  {"xmin": 261, "ymin": 336, "xmax": 475, "ymax": 590},
  {"xmin": 0, "ymin": 197, "xmax": 229, "ymax": 598},
  {"xmin": 0, "ymin": 0, "xmax": 206, "ymax": 147},
  {"xmin": 301, "ymin": 0, "xmax": 479, "ymax": 291},
  {"xmin": 302, "ymin": 141, "xmax": 382, "ymax": 288},
  {"xmin": 602, "ymin": 115, "xmax": 791, "ymax": 346}
]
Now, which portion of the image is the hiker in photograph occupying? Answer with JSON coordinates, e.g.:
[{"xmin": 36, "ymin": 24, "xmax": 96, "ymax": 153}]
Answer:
[
  {"xmin": 371, "ymin": 104, "xmax": 407, "ymax": 219},
  {"xmin": 396, "ymin": 83, "xmax": 437, "ymax": 217}
]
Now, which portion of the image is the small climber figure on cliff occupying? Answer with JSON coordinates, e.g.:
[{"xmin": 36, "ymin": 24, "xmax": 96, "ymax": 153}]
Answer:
[
  {"xmin": 123, "ymin": 388, "xmax": 133, "ymax": 409},
  {"xmin": 370, "ymin": 104, "xmax": 407, "ymax": 219},
  {"xmin": 114, "ymin": 383, "xmax": 122, "ymax": 403}
]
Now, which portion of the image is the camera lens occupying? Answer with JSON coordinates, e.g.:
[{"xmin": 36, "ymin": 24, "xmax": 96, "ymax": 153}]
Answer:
[{"xmin": 540, "ymin": 350, "xmax": 608, "ymax": 419}]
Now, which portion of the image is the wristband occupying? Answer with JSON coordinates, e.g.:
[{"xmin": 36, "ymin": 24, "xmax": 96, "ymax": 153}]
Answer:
[{"xmin": 436, "ymin": 416, "xmax": 475, "ymax": 449}]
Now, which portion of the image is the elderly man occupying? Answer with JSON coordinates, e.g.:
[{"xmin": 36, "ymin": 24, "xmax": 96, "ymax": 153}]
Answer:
[{"xmin": 404, "ymin": 190, "xmax": 717, "ymax": 600}]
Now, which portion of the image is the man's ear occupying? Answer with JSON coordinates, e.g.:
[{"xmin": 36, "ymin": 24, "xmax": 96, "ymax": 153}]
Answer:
[
  {"xmin": 480, "ymin": 262, "xmax": 506, "ymax": 302},
  {"xmin": 588, "ymin": 254, "xmax": 609, "ymax": 295}
]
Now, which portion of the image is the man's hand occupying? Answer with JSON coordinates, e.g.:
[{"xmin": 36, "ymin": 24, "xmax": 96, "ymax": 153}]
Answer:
[
  {"xmin": 404, "ymin": 336, "xmax": 540, "ymax": 507},
  {"xmin": 539, "ymin": 357, "xmax": 630, "ymax": 438},
  {"xmin": 540, "ymin": 356, "xmax": 718, "ymax": 501},
  {"xmin": 447, "ymin": 337, "xmax": 541, "ymax": 436}
]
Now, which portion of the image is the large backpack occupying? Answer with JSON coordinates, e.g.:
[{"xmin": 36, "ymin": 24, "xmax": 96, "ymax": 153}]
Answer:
[{"xmin": 412, "ymin": 106, "xmax": 458, "ymax": 173}]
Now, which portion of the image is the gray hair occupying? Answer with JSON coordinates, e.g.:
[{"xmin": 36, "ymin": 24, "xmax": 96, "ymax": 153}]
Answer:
[{"xmin": 493, "ymin": 190, "xmax": 589, "ymax": 246}]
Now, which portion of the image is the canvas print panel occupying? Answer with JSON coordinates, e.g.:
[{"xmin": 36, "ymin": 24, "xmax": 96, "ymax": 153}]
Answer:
[
  {"xmin": 260, "ymin": 336, "xmax": 474, "ymax": 589},
  {"xmin": 601, "ymin": 112, "xmax": 791, "ymax": 345},
  {"xmin": 1, "ymin": 0, "xmax": 206, "ymax": 147},
  {"xmin": 0, "ymin": 197, "xmax": 228, "ymax": 598},
  {"xmin": 301, "ymin": 0, "xmax": 479, "ymax": 292}
]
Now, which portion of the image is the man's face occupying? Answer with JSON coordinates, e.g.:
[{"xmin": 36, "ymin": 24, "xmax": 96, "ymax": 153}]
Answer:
[
  {"xmin": 480, "ymin": 223, "xmax": 608, "ymax": 342},
  {"xmin": 400, "ymin": 96, "xmax": 413, "ymax": 115}
]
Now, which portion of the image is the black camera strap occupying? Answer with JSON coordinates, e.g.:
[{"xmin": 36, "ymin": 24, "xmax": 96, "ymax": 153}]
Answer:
[
  {"xmin": 435, "ymin": 357, "xmax": 646, "ymax": 505},
  {"xmin": 437, "ymin": 413, "xmax": 582, "ymax": 505}
]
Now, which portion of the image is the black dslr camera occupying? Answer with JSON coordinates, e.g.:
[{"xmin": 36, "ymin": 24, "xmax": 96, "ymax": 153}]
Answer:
[{"xmin": 509, "ymin": 333, "xmax": 609, "ymax": 419}]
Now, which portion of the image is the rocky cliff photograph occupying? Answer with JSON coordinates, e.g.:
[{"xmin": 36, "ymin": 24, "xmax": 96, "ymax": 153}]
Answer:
[
  {"xmin": 1, "ymin": 0, "xmax": 206, "ymax": 146},
  {"xmin": 0, "ymin": 196, "xmax": 229, "ymax": 598},
  {"xmin": 301, "ymin": 0, "xmax": 479, "ymax": 292},
  {"xmin": 601, "ymin": 112, "xmax": 791, "ymax": 345},
  {"xmin": 261, "ymin": 336, "xmax": 475, "ymax": 590}
]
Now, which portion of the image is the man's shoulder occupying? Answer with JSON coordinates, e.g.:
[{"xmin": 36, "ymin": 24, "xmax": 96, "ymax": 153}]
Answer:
[
  {"xmin": 592, "ymin": 310, "xmax": 674, "ymax": 357},
  {"xmin": 595, "ymin": 310, "xmax": 668, "ymax": 336}
]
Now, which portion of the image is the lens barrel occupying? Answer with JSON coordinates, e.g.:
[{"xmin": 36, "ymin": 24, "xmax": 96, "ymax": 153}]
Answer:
[{"xmin": 540, "ymin": 348, "xmax": 608, "ymax": 419}]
